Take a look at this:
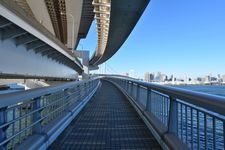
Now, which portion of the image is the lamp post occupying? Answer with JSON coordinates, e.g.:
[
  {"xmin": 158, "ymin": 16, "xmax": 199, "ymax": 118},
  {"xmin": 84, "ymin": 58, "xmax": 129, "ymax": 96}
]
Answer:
[{"xmin": 60, "ymin": 12, "xmax": 74, "ymax": 52}]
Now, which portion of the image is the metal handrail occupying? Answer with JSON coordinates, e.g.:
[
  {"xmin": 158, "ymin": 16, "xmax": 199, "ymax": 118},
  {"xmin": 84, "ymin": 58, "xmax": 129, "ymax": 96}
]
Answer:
[
  {"xmin": 112, "ymin": 76, "xmax": 225, "ymax": 116},
  {"xmin": 106, "ymin": 76, "xmax": 225, "ymax": 150},
  {"xmin": 0, "ymin": 78, "xmax": 100, "ymax": 149},
  {"xmin": 0, "ymin": 79, "xmax": 96, "ymax": 108}
]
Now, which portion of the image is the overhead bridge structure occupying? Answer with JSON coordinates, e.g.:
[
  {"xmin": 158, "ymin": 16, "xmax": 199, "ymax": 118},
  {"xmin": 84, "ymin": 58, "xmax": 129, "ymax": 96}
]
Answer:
[
  {"xmin": 0, "ymin": 0, "xmax": 83, "ymax": 79},
  {"xmin": 89, "ymin": 0, "xmax": 149, "ymax": 66},
  {"xmin": 0, "ymin": 0, "xmax": 149, "ymax": 79},
  {"xmin": 1, "ymin": 0, "xmax": 225, "ymax": 150}
]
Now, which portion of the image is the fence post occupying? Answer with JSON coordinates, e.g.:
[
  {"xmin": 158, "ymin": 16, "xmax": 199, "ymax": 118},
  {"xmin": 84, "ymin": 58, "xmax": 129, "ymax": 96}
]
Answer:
[
  {"xmin": 32, "ymin": 97, "xmax": 42, "ymax": 134},
  {"xmin": 131, "ymin": 82, "xmax": 133, "ymax": 96},
  {"xmin": 77, "ymin": 85, "xmax": 81, "ymax": 101},
  {"xmin": 0, "ymin": 107, "xmax": 7, "ymax": 149},
  {"xmin": 168, "ymin": 96, "xmax": 178, "ymax": 134},
  {"xmin": 63, "ymin": 88, "xmax": 70, "ymax": 109},
  {"xmin": 126, "ymin": 80, "xmax": 128, "ymax": 91},
  {"xmin": 136, "ymin": 85, "xmax": 140, "ymax": 102},
  {"xmin": 145, "ymin": 88, "xmax": 151, "ymax": 111}
]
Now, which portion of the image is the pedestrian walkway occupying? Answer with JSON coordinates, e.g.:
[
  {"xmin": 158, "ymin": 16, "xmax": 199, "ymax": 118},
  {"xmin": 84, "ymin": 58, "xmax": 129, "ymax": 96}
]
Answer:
[{"xmin": 49, "ymin": 80, "xmax": 161, "ymax": 150}]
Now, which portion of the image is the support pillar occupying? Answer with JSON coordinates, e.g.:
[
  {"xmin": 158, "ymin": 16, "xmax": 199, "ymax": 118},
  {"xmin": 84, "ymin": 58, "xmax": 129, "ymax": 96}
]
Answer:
[{"xmin": 74, "ymin": 50, "xmax": 90, "ymax": 80}]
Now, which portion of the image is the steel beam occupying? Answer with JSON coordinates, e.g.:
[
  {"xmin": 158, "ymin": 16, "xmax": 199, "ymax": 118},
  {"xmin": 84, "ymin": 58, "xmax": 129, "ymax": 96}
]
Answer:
[
  {"xmin": 34, "ymin": 45, "xmax": 52, "ymax": 53},
  {"xmin": 26, "ymin": 40, "xmax": 46, "ymax": 50},
  {"xmin": 1, "ymin": 27, "xmax": 27, "ymax": 41},
  {"xmin": 0, "ymin": 17, "xmax": 12, "ymax": 28},
  {"xmin": 47, "ymin": 51, "xmax": 59, "ymax": 58},
  {"xmin": 49, "ymin": 52, "xmax": 61, "ymax": 59},
  {"xmin": 41, "ymin": 49, "xmax": 55, "ymax": 56},
  {"xmin": 34, "ymin": 45, "xmax": 51, "ymax": 51},
  {"xmin": 0, "ymin": 1, "xmax": 83, "ymax": 74},
  {"xmin": 54, "ymin": 54, "xmax": 64, "ymax": 61},
  {"xmin": 15, "ymin": 34, "xmax": 38, "ymax": 46}
]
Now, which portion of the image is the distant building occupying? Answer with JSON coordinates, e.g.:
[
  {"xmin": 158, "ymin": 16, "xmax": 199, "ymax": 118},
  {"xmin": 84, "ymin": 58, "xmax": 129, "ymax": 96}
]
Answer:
[
  {"xmin": 222, "ymin": 75, "xmax": 225, "ymax": 83},
  {"xmin": 150, "ymin": 73, "xmax": 154, "ymax": 81},
  {"xmin": 218, "ymin": 74, "xmax": 221, "ymax": 79},
  {"xmin": 211, "ymin": 77, "xmax": 217, "ymax": 81},
  {"xmin": 144, "ymin": 72, "xmax": 154, "ymax": 82},
  {"xmin": 197, "ymin": 77, "xmax": 202, "ymax": 82},
  {"xmin": 144, "ymin": 72, "xmax": 150, "ymax": 82},
  {"xmin": 159, "ymin": 74, "xmax": 166, "ymax": 82},
  {"xmin": 205, "ymin": 76, "xmax": 210, "ymax": 83},
  {"xmin": 168, "ymin": 75, "xmax": 174, "ymax": 81}
]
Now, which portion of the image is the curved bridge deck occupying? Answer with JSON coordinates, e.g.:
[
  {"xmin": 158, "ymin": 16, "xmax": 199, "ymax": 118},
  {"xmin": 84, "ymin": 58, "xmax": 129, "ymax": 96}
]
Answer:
[{"xmin": 49, "ymin": 80, "xmax": 161, "ymax": 150}]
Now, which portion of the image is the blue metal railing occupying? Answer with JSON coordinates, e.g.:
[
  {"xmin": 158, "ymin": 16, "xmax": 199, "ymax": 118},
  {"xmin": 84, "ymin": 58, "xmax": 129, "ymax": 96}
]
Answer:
[
  {"xmin": 1, "ymin": 75, "xmax": 224, "ymax": 150},
  {"xmin": 107, "ymin": 76, "xmax": 225, "ymax": 150},
  {"xmin": 0, "ymin": 79, "xmax": 100, "ymax": 149}
]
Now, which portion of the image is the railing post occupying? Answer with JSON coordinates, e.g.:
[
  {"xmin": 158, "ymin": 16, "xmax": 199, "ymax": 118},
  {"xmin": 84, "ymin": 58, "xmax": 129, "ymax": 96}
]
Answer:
[
  {"xmin": 77, "ymin": 85, "xmax": 81, "ymax": 101},
  {"xmin": 87, "ymin": 81, "xmax": 90, "ymax": 94},
  {"xmin": 131, "ymin": 82, "xmax": 133, "ymax": 96},
  {"xmin": 85, "ymin": 82, "xmax": 88, "ymax": 96},
  {"xmin": 122, "ymin": 80, "xmax": 124, "ymax": 88},
  {"xmin": 168, "ymin": 96, "xmax": 178, "ymax": 133},
  {"xmin": 32, "ymin": 97, "xmax": 42, "ymax": 134},
  {"xmin": 126, "ymin": 80, "xmax": 128, "ymax": 91},
  {"xmin": 136, "ymin": 85, "xmax": 140, "ymax": 102},
  {"xmin": 90, "ymin": 81, "xmax": 92, "ymax": 93},
  {"xmin": 145, "ymin": 88, "xmax": 151, "ymax": 111},
  {"xmin": 0, "ymin": 107, "xmax": 7, "ymax": 149},
  {"xmin": 84, "ymin": 83, "xmax": 87, "ymax": 97},
  {"xmin": 63, "ymin": 89, "xmax": 70, "ymax": 108}
]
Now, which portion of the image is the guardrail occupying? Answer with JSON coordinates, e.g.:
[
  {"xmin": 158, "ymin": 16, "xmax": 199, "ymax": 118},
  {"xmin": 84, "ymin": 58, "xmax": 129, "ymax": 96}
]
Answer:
[
  {"xmin": 107, "ymin": 77, "xmax": 225, "ymax": 150},
  {"xmin": 0, "ymin": 78, "xmax": 100, "ymax": 149}
]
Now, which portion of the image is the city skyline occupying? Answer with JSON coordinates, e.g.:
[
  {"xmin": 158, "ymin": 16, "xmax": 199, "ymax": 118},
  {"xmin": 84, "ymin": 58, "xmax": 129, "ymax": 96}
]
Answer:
[
  {"xmin": 80, "ymin": 0, "xmax": 225, "ymax": 77},
  {"xmin": 93, "ymin": 64, "xmax": 225, "ymax": 79}
]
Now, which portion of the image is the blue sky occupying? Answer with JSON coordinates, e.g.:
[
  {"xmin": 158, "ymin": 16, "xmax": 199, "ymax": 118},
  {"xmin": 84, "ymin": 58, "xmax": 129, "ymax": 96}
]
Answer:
[{"xmin": 78, "ymin": 0, "xmax": 225, "ymax": 78}]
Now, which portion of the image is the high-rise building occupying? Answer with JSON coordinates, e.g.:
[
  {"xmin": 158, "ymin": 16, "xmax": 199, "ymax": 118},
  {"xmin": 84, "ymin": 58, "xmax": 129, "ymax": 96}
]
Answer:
[
  {"xmin": 144, "ymin": 72, "xmax": 154, "ymax": 82},
  {"xmin": 150, "ymin": 73, "xmax": 154, "ymax": 81},
  {"xmin": 144, "ymin": 72, "xmax": 150, "ymax": 82},
  {"xmin": 222, "ymin": 75, "xmax": 225, "ymax": 83}
]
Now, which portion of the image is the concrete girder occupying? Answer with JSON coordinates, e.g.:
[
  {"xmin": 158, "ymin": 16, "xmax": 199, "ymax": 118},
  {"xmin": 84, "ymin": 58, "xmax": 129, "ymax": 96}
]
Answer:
[
  {"xmin": 47, "ymin": 51, "xmax": 60, "ymax": 58},
  {"xmin": 54, "ymin": 54, "xmax": 65, "ymax": 60},
  {"xmin": 0, "ymin": 37, "xmax": 78, "ymax": 79},
  {"xmin": 89, "ymin": 0, "xmax": 150, "ymax": 66},
  {"xmin": 26, "ymin": 40, "xmax": 46, "ymax": 50},
  {"xmin": 1, "ymin": 26, "xmax": 27, "ymax": 41},
  {"xmin": 0, "ymin": 16, "xmax": 12, "ymax": 28},
  {"xmin": 0, "ymin": 1, "xmax": 83, "ymax": 77},
  {"xmin": 41, "ymin": 49, "xmax": 55, "ymax": 56},
  {"xmin": 50, "ymin": 52, "xmax": 62, "ymax": 59},
  {"xmin": 30, "ymin": 44, "xmax": 46, "ymax": 51},
  {"xmin": 35, "ymin": 47, "xmax": 53, "ymax": 54},
  {"xmin": 53, "ymin": 54, "xmax": 64, "ymax": 63},
  {"xmin": 15, "ymin": 34, "xmax": 38, "ymax": 46},
  {"xmin": 56, "ymin": 55, "xmax": 70, "ymax": 65},
  {"xmin": 0, "ymin": 0, "xmax": 83, "ymax": 74}
]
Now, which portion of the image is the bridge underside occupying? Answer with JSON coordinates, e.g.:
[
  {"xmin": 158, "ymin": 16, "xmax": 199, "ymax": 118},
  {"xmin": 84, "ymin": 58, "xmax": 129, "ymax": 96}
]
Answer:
[
  {"xmin": 49, "ymin": 80, "xmax": 160, "ymax": 149},
  {"xmin": 0, "ymin": 38, "xmax": 78, "ymax": 79},
  {"xmin": 0, "ymin": 1, "xmax": 82, "ymax": 79},
  {"xmin": 89, "ymin": 0, "xmax": 150, "ymax": 66}
]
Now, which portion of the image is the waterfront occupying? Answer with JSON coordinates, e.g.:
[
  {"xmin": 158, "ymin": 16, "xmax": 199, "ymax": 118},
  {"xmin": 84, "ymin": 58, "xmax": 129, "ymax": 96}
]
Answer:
[
  {"xmin": 176, "ymin": 85, "xmax": 225, "ymax": 97},
  {"xmin": 171, "ymin": 85, "xmax": 225, "ymax": 149}
]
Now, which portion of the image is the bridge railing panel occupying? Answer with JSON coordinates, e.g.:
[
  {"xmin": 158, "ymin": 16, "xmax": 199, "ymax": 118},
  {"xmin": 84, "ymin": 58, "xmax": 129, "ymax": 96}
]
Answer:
[
  {"xmin": 0, "ymin": 79, "xmax": 99, "ymax": 149},
  {"xmin": 107, "ymin": 77, "xmax": 225, "ymax": 150}
]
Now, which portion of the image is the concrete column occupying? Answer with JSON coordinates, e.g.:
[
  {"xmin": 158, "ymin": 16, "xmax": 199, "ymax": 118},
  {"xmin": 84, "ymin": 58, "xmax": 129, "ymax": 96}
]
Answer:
[{"xmin": 74, "ymin": 50, "xmax": 89, "ymax": 80}]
